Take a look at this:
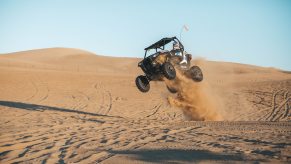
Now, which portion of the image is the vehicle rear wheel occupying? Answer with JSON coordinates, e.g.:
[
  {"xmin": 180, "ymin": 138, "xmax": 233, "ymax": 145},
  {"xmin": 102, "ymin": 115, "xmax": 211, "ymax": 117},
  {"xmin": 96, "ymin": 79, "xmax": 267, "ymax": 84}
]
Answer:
[
  {"xmin": 189, "ymin": 66, "xmax": 203, "ymax": 82},
  {"xmin": 162, "ymin": 62, "xmax": 176, "ymax": 80},
  {"xmin": 135, "ymin": 75, "xmax": 150, "ymax": 92},
  {"xmin": 166, "ymin": 85, "xmax": 177, "ymax": 93}
]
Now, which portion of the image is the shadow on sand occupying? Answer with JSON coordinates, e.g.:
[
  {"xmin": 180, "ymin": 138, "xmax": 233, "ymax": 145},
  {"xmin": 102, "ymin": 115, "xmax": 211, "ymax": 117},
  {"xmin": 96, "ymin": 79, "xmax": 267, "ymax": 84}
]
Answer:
[
  {"xmin": 0, "ymin": 100, "xmax": 120, "ymax": 119},
  {"xmin": 108, "ymin": 149, "xmax": 261, "ymax": 163}
]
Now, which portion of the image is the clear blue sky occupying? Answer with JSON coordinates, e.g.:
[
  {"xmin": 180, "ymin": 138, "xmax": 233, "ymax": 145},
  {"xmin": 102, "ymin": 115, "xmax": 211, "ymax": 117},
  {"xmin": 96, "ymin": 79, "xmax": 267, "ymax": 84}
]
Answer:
[{"xmin": 1, "ymin": 0, "xmax": 291, "ymax": 70}]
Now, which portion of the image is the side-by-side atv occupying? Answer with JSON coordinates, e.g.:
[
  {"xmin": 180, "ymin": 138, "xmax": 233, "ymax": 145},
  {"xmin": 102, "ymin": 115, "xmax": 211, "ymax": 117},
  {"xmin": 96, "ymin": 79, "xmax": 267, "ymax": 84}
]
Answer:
[{"xmin": 136, "ymin": 36, "xmax": 203, "ymax": 93}]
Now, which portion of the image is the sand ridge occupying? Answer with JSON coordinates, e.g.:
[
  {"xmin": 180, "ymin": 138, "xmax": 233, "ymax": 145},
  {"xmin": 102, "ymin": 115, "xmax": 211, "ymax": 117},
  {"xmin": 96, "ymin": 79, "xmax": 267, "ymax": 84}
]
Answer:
[{"xmin": 0, "ymin": 48, "xmax": 290, "ymax": 163}]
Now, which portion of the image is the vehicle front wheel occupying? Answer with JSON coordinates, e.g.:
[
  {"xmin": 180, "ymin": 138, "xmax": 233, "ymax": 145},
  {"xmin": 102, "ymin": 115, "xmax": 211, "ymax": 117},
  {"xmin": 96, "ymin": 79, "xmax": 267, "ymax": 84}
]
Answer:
[
  {"xmin": 162, "ymin": 62, "xmax": 176, "ymax": 80},
  {"xmin": 135, "ymin": 75, "xmax": 150, "ymax": 92},
  {"xmin": 189, "ymin": 66, "xmax": 203, "ymax": 82}
]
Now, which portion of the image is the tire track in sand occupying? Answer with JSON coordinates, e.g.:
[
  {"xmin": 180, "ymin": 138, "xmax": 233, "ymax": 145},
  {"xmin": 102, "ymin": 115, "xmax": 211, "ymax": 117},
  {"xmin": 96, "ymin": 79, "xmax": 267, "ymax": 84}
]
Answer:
[
  {"xmin": 93, "ymin": 82, "xmax": 113, "ymax": 115},
  {"xmin": 265, "ymin": 90, "xmax": 290, "ymax": 121}
]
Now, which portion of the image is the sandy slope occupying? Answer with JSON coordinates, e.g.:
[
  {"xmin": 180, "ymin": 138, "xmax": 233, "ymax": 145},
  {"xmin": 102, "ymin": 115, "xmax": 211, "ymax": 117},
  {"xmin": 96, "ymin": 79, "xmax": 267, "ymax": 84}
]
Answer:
[{"xmin": 0, "ymin": 48, "xmax": 290, "ymax": 163}]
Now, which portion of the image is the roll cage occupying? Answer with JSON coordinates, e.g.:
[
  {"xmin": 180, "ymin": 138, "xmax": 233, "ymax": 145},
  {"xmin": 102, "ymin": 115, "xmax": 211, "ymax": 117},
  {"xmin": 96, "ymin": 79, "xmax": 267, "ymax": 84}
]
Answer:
[{"xmin": 144, "ymin": 36, "xmax": 184, "ymax": 58}]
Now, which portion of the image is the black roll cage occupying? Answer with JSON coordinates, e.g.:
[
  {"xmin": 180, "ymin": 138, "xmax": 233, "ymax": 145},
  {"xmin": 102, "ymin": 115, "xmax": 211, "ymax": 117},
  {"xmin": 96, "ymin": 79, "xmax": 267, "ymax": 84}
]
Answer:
[{"xmin": 144, "ymin": 36, "xmax": 184, "ymax": 58}]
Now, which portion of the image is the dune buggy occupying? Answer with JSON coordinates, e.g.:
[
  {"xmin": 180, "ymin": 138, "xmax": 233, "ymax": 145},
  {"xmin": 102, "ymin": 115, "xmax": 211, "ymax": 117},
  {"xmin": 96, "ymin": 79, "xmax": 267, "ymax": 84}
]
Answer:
[{"xmin": 135, "ymin": 36, "xmax": 203, "ymax": 93}]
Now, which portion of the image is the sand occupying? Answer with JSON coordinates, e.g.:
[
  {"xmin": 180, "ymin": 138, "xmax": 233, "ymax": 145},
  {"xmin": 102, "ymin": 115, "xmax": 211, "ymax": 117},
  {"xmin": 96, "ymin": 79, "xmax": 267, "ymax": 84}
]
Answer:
[{"xmin": 0, "ymin": 48, "xmax": 290, "ymax": 163}]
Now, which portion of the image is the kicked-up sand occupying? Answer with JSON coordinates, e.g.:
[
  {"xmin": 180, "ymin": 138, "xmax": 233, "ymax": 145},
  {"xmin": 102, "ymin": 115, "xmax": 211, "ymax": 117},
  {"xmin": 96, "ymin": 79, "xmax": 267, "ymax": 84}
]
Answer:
[{"xmin": 0, "ymin": 48, "xmax": 290, "ymax": 163}]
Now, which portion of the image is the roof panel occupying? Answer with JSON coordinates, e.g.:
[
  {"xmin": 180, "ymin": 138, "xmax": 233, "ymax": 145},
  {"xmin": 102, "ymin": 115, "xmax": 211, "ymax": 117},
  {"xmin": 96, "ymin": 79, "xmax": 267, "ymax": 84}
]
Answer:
[{"xmin": 144, "ymin": 37, "xmax": 176, "ymax": 50}]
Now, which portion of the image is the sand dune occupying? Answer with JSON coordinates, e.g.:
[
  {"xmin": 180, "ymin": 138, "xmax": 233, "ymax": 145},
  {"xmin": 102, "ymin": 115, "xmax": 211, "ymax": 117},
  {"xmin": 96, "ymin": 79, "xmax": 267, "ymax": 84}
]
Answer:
[{"xmin": 0, "ymin": 48, "xmax": 290, "ymax": 163}]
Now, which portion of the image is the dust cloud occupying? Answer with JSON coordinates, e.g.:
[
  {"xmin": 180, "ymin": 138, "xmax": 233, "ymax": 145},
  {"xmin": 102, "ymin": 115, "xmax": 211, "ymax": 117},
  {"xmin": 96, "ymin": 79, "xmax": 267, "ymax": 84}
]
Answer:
[{"xmin": 165, "ymin": 60, "xmax": 224, "ymax": 121}]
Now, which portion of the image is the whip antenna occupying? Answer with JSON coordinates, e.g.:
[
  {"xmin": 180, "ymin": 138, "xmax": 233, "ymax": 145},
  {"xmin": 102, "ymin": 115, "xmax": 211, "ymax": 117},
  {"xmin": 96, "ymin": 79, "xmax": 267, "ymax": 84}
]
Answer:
[{"xmin": 179, "ymin": 25, "xmax": 189, "ymax": 41}]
